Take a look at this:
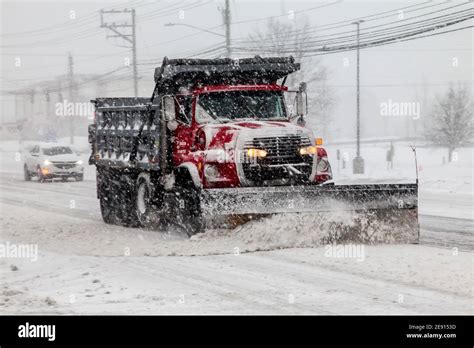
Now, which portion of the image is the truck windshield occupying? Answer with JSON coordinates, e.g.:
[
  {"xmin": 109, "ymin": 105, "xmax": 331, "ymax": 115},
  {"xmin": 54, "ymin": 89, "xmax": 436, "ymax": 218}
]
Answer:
[
  {"xmin": 42, "ymin": 147, "xmax": 73, "ymax": 156},
  {"xmin": 196, "ymin": 90, "xmax": 287, "ymax": 123}
]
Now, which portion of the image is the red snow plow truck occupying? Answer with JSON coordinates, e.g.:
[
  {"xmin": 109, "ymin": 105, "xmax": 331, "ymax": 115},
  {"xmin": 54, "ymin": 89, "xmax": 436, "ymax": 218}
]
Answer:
[{"xmin": 88, "ymin": 56, "xmax": 419, "ymax": 242}]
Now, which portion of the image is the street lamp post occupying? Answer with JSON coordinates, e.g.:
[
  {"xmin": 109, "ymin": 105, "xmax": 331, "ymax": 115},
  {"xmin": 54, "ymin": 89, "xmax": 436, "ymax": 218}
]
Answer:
[{"xmin": 352, "ymin": 20, "xmax": 365, "ymax": 174}]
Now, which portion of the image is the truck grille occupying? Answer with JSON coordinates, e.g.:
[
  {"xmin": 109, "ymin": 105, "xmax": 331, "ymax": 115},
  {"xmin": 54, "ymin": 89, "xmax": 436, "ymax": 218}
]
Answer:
[
  {"xmin": 244, "ymin": 135, "xmax": 312, "ymax": 164},
  {"xmin": 52, "ymin": 161, "xmax": 77, "ymax": 169},
  {"xmin": 242, "ymin": 135, "xmax": 313, "ymax": 184}
]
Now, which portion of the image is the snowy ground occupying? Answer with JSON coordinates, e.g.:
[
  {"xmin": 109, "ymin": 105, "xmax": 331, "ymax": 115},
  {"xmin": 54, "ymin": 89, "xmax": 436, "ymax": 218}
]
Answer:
[{"xmin": 0, "ymin": 139, "xmax": 472, "ymax": 314}]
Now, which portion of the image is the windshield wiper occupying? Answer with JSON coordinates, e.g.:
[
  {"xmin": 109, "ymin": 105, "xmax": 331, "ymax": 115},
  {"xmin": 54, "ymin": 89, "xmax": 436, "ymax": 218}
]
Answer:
[
  {"xmin": 209, "ymin": 114, "xmax": 231, "ymax": 123},
  {"xmin": 243, "ymin": 104, "xmax": 260, "ymax": 119}
]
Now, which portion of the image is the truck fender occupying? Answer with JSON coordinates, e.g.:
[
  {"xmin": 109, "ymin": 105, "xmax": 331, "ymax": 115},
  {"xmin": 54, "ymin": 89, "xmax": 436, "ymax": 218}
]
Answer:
[{"xmin": 176, "ymin": 163, "xmax": 202, "ymax": 189}]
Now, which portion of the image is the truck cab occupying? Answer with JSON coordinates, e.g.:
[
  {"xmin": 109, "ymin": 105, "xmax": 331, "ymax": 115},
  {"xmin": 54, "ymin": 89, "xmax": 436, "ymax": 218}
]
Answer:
[{"xmin": 166, "ymin": 83, "xmax": 332, "ymax": 190}]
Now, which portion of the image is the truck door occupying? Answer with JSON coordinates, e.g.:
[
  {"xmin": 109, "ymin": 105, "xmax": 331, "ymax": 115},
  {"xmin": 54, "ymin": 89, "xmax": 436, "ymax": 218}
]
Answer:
[{"xmin": 172, "ymin": 95, "xmax": 195, "ymax": 166}]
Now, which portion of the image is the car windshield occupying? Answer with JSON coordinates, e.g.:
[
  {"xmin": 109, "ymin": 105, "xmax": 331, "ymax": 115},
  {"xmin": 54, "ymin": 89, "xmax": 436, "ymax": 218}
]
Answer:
[
  {"xmin": 42, "ymin": 146, "xmax": 73, "ymax": 156},
  {"xmin": 196, "ymin": 90, "xmax": 287, "ymax": 123}
]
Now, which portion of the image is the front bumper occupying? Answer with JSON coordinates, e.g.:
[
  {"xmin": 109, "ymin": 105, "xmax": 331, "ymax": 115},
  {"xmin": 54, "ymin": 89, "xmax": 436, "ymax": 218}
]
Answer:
[{"xmin": 41, "ymin": 165, "xmax": 84, "ymax": 177}]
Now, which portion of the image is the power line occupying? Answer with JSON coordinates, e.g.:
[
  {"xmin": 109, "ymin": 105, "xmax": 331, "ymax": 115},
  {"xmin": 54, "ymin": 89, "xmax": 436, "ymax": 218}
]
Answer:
[
  {"xmin": 231, "ymin": 1, "xmax": 451, "ymax": 43},
  {"xmin": 302, "ymin": 23, "xmax": 474, "ymax": 58},
  {"xmin": 0, "ymin": 0, "xmax": 146, "ymax": 37},
  {"xmin": 139, "ymin": 0, "xmax": 213, "ymax": 22},
  {"xmin": 231, "ymin": 11, "xmax": 473, "ymax": 55},
  {"xmin": 229, "ymin": 1, "xmax": 342, "ymax": 26},
  {"xmin": 235, "ymin": 9, "xmax": 473, "ymax": 52}
]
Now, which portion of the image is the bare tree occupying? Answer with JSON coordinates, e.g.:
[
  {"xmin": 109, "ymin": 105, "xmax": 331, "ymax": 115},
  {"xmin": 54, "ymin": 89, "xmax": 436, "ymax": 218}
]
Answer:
[
  {"xmin": 244, "ymin": 18, "xmax": 336, "ymax": 137},
  {"xmin": 426, "ymin": 84, "xmax": 473, "ymax": 162}
]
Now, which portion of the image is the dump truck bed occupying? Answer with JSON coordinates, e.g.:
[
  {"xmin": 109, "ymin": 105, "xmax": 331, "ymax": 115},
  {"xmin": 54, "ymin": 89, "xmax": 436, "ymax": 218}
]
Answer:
[{"xmin": 89, "ymin": 98, "xmax": 159, "ymax": 169}]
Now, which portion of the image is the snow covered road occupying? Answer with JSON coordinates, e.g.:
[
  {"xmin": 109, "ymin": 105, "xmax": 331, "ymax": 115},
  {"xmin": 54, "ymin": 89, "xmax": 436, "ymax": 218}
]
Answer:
[
  {"xmin": 0, "ymin": 245, "xmax": 471, "ymax": 315},
  {"xmin": 0, "ymin": 169, "xmax": 471, "ymax": 252},
  {"xmin": 0, "ymin": 160, "xmax": 472, "ymax": 314}
]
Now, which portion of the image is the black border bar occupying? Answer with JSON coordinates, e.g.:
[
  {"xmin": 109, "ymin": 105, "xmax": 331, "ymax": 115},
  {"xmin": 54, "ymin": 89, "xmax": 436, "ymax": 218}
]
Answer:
[{"xmin": 0, "ymin": 315, "xmax": 472, "ymax": 346}]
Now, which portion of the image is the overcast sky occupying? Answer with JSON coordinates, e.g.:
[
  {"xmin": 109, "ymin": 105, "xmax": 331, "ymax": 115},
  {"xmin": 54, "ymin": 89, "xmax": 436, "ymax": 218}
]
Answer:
[{"xmin": 1, "ymin": 0, "xmax": 472, "ymax": 139}]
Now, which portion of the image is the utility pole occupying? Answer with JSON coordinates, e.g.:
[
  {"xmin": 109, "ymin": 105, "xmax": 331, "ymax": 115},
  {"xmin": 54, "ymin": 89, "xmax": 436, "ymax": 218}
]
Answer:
[
  {"xmin": 220, "ymin": 0, "xmax": 231, "ymax": 57},
  {"xmin": 100, "ymin": 8, "xmax": 138, "ymax": 97},
  {"xmin": 68, "ymin": 52, "xmax": 75, "ymax": 144},
  {"xmin": 131, "ymin": 9, "xmax": 138, "ymax": 97},
  {"xmin": 352, "ymin": 20, "xmax": 364, "ymax": 174},
  {"xmin": 45, "ymin": 89, "xmax": 51, "ymax": 121}
]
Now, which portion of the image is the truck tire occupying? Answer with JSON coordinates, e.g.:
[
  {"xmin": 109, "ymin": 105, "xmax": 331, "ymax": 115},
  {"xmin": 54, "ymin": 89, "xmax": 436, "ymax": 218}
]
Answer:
[
  {"xmin": 98, "ymin": 169, "xmax": 120, "ymax": 225},
  {"xmin": 117, "ymin": 175, "xmax": 140, "ymax": 228},
  {"xmin": 165, "ymin": 186, "xmax": 204, "ymax": 237},
  {"xmin": 24, "ymin": 165, "xmax": 31, "ymax": 181},
  {"xmin": 135, "ymin": 173, "xmax": 158, "ymax": 228},
  {"xmin": 99, "ymin": 193, "xmax": 115, "ymax": 224}
]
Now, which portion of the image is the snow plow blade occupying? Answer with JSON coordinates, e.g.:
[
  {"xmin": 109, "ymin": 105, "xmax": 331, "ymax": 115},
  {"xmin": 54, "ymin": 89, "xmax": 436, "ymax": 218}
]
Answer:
[{"xmin": 201, "ymin": 183, "xmax": 419, "ymax": 244}]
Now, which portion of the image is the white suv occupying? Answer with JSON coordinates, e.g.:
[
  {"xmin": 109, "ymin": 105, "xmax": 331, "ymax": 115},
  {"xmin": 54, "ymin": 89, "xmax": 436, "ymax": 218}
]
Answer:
[{"xmin": 24, "ymin": 143, "xmax": 84, "ymax": 182}]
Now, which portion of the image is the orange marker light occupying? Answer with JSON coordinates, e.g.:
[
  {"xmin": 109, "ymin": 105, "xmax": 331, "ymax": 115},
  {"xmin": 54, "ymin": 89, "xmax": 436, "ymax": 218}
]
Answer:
[{"xmin": 315, "ymin": 138, "xmax": 323, "ymax": 146}]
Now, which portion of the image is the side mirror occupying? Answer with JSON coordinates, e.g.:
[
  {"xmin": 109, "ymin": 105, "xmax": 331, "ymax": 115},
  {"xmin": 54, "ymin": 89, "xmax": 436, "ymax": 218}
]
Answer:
[
  {"xmin": 296, "ymin": 93, "xmax": 307, "ymax": 116},
  {"xmin": 293, "ymin": 82, "xmax": 308, "ymax": 116},
  {"xmin": 162, "ymin": 96, "xmax": 178, "ymax": 131},
  {"xmin": 162, "ymin": 96, "xmax": 176, "ymax": 122}
]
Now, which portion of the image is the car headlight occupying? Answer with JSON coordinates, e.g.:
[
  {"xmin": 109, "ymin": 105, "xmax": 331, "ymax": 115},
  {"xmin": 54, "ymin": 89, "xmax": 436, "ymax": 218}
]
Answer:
[
  {"xmin": 299, "ymin": 146, "xmax": 317, "ymax": 155},
  {"xmin": 43, "ymin": 159, "xmax": 52, "ymax": 166},
  {"xmin": 76, "ymin": 160, "xmax": 83, "ymax": 165}
]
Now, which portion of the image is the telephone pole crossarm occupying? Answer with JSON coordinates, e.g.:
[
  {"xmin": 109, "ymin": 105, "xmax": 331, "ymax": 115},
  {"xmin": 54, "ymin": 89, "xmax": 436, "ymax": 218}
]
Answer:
[{"xmin": 99, "ymin": 8, "xmax": 138, "ymax": 96}]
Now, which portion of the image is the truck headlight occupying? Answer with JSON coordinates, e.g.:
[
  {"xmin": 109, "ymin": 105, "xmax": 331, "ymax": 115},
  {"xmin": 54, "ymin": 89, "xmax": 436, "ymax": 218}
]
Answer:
[
  {"xmin": 204, "ymin": 164, "xmax": 219, "ymax": 179},
  {"xmin": 76, "ymin": 160, "xmax": 83, "ymax": 165},
  {"xmin": 299, "ymin": 146, "xmax": 317, "ymax": 155},
  {"xmin": 247, "ymin": 148, "xmax": 267, "ymax": 158},
  {"xmin": 43, "ymin": 159, "xmax": 52, "ymax": 166}
]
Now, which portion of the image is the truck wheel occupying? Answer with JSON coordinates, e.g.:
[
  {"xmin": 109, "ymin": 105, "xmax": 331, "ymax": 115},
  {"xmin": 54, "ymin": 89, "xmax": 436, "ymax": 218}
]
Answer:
[
  {"xmin": 99, "ymin": 193, "xmax": 114, "ymax": 224},
  {"xmin": 166, "ymin": 186, "xmax": 204, "ymax": 237},
  {"xmin": 98, "ymin": 169, "xmax": 119, "ymax": 225},
  {"xmin": 24, "ymin": 165, "xmax": 31, "ymax": 181},
  {"xmin": 135, "ymin": 174, "xmax": 157, "ymax": 228},
  {"xmin": 117, "ymin": 175, "xmax": 140, "ymax": 228}
]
